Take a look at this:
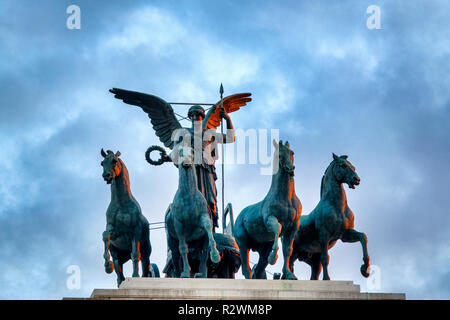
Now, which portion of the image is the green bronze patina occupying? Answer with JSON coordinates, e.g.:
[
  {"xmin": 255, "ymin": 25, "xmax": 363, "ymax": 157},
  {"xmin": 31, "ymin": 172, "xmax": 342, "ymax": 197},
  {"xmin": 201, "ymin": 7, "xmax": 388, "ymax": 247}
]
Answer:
[
  {"xmin": 163, "ymin": 232, "xmax": 241, "ymax": 279},
  {"xmin": 109, "ymin": 87, "xmax": 251, "ymax": 279},
  {"xmin": 109, "ymin": 88, "xmax": 251, "ymax": 231},
  {"xmin": 234, "ymin": 140, "xmax": 302, "ymax": 280},
  {"xmin": 163, "ymin": 203, "xmax": 241, "ymax": 279},
  {"xmin": 165, "ymin": 144, "xmax": 221, "ymax": 278},
  {"xmin": 290, "ymin": 153, "xmax": 370, "ymax": 280},
  {"xmin": 100, "ymin": 149, "xmax": 155, "ymax": 287}
]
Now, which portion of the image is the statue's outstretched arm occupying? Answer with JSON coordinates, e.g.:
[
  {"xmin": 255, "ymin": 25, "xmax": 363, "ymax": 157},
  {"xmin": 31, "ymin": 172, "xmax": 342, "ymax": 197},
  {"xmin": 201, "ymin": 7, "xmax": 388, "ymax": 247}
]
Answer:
[{"xmin": 219, "ymin": 108, "xmax": 235, "ymax": 144}]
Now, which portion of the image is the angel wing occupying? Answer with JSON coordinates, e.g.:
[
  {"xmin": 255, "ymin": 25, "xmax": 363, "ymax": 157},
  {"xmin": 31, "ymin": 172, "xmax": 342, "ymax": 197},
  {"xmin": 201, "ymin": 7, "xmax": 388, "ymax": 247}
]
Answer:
[
  {"xmin": 109, "ymin": 88, "xmax": 182, "ymax": 149},
  {"xmin": 203, "ymin": 93, "xmax": 252, "ymax": 130}
]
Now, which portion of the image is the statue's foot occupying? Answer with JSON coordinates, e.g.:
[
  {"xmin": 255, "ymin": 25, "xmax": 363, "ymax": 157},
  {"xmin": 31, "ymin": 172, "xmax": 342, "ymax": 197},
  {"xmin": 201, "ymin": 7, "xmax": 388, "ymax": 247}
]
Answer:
[
  {"xmin": 210, "ymin": 248, "xmax": 221, "ymax": 264},
  {"xmin": 268, "ymin": 250, "xmax": 278, "ymax": 265},
  {"xmin": 180, "ymin": 271, "xmax": 190, "ymax": 278},
  {"xmin": 360, "ymin": 264, "xmax": 370, "ymax": 278},
  {"xmin": 194, "ymin": 272, "xmax": 205, "ymax": 278}
]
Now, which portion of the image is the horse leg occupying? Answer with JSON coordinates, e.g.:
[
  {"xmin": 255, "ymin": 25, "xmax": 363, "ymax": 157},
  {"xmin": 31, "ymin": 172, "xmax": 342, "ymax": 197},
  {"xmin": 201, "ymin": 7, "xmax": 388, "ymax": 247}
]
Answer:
[
  {"xmin": 167, "ymin": 234, "xmax": 182, "ymax": 277},
  {"xmin": 131, "ymin": 235, "xmax": 141, "ymax": 278},
  {"xmin": 140, "ymin": 242, "xmax": 151, "ymax": 278},
  {"xmin": 110, "ymin": 247, "xmax": 125, "ymax": 287},
  {"xmin": 289, "ymin": 249, "xmax": 297, "ymax": 275},
  {"xmin": 310, "ymin": 253, "xmax": 322, "ymax": 280},
  {"xmin": 139, "ymin": 222, "xmax": 151, "ymax": 277},
  {"xmin": 319, "ymin": 237, "xmax": 331, "ymax": 280},
  {"xmin": 102, "ymin": 231, "xmax": 114, "ymax": 274},
  {"xmin": 253, "ymin": 246, "xmax": 270, "ymax": 279},
  {"xmin": 341, "ymin": 229, "xmax": 370, "ymax": 277},
  {"xmin": 173, "ymin": 220, "xmax": 191, "ymax": 278},
  {"xmin": 197, "ymin": 234, "xmax": 209, "ymax": 278},
  {"xmin": 235, "ymin": 234, "xmax": 252, "ymax": 279},
  {"xmin": 281, "ymin": 230, "xmax": 297, "ymax": 280},
  {"xmin": 200, "ymin": 214, "xmax": 220, "ymax": 263},
  {"xmin": 265, "ymin": 215, "xmax": 281, "ymax": 265}
]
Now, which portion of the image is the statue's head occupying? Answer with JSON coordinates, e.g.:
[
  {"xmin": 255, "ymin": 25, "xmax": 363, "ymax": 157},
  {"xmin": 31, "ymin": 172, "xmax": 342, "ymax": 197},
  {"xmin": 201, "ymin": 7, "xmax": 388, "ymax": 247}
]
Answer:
[
  {"xmin": 331, "ymin": 153, "xmax": 360, "ymax": 189},
  {"xmin": 100, "ymin": 148, "xmax": 122, "ymax": 184},
  {"xmin": 169, "ymin": 144, "xmax": 195, "ymax": 168},
  {"xmin": 188, "ymin": 105, "xmax": 205, "ymax": 122},
  {"xmin": 273, "ymin": 139, "xmax": 295, "ymax": 176}
]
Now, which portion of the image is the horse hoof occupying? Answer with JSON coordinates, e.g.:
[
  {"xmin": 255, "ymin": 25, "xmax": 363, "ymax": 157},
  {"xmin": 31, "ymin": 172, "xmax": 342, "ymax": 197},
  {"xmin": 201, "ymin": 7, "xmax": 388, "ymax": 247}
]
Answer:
[
  {"xmin": 194, "ymin": 273, "xmax": 204, "ymax": 278},
  {"xmin": 104, "ymin": 261, "xmax": 114, "ymax": 274},
  {"xmin": 211, "ymin": 249, "xmax": 221, "ymax": 264},
  {"xmin": 281, "ymin": 272, "xmax": 297, "ymax": 280},
  {"xmin": 361, "ymin": 264, "xmax": 370, "ymax": 278},
  {"xmin": 181, "ymin": 272, "xmax": 190, "ymax": 278}
]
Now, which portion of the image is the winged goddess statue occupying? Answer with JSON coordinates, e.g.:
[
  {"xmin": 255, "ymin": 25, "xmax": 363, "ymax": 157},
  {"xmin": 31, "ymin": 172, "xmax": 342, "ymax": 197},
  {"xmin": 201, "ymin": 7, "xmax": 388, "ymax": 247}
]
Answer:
[{"xmin": 109, "ymin": 88, "xmax": 252, "ymax": 230}]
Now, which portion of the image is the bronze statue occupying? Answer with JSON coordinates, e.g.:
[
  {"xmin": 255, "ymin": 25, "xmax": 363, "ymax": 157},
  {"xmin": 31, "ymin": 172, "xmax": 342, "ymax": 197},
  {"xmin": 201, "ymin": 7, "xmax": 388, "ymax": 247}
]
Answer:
[
  {"xmin": 109, "ymin": 88, "xmax": 251, "ymax": 231},
  {"xmin": 164, "ymin": 144, "xmax": 220, "ymax": 278},
  {"xmin": 290, "ymin": 154, "xmax": 370, "ymax": 280},
  {"xmin": 163, "ymin": 234, "xmax": 241, "ymax": 279},
  {"xmin": 100, "ymin": 149, "xmax": 157, "ymax": 287},
  {"xmin": 234, "ymin": 140, "xmax": 302, "ymax": 280},
  {"xmin": 163, "ymin": 204, "xmax": 241, "ymax": 279}
]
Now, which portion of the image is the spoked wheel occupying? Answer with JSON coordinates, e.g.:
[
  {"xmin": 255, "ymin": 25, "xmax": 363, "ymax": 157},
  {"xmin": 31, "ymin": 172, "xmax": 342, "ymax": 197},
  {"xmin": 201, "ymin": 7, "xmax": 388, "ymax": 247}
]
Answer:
[{"xmin": 150, "ymin": 263, "xmax": 160, "ymax": 278}]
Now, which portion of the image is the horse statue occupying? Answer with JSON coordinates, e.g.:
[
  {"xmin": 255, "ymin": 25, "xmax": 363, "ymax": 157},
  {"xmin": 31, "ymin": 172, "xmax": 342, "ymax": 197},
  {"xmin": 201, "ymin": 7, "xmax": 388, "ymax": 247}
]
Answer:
[
  {"xmin": 234, "ymin": 140, "xmax": 302, "ymax": 279},
  {"xmin": 165, "ymin": 144, "xmax": 221, "ymax": 278},
  {"xmin": 163, "ymin": 204, "xmax": 241, "ymax": 279},
  {"xmin": 100, "ymin": 149, "xmax": 157, "ymax": 287},
  {"xmin": 290, "ymin": 153, "xmax": 370, "ymax": 280}
]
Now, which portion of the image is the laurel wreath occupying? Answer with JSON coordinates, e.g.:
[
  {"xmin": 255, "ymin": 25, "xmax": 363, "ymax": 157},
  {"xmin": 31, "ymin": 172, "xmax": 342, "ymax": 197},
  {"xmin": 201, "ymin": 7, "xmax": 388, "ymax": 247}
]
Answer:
[{"xmin": 145, "ymin": 145, "xmax": 168, "ymax": 166}]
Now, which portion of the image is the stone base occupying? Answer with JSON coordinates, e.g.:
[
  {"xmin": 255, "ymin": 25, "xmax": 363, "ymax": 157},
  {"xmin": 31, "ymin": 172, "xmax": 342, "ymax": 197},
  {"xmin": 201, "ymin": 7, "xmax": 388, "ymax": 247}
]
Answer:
[{"xmin": 86, "ymin": 278, "xmax": 405, "ymax": 300}]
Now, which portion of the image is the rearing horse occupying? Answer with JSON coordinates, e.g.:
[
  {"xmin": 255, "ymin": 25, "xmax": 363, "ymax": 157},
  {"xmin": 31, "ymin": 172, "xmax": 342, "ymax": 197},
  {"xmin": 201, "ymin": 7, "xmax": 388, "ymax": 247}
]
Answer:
[
  {"xmin": 165, "ymin": 144, "xmax": 220, "ymax": 278},
  {"xmin": 234, "ymin": 140, "xmax": 302, "ymax": 279},
  {"xmin": 100, "ymin": 149, "xmax": 153, "ymax": 287},
  {"xmin": 290, "ymin": 153, "xmax": 370, "ymax": 280}
]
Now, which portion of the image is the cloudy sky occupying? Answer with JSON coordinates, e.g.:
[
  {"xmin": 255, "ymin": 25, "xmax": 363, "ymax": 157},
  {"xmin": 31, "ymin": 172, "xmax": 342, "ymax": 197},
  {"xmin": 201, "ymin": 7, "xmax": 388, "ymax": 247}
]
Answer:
[{"xmin": 0, "ymin": 0, "xmax": 449, "ymax": 299}]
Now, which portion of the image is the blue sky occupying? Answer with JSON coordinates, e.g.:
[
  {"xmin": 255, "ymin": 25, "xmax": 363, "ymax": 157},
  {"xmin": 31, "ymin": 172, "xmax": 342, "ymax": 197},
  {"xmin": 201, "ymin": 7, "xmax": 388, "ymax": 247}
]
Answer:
[{"xmin": 0, "ymin": 0, "xmax": 449, "ymax": 299}]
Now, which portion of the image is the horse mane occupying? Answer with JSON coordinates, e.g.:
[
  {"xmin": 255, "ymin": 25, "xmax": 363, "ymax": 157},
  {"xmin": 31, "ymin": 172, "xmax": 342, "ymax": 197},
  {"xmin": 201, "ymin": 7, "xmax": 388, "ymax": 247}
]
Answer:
[
  {"xmin": 118, "ymin": 158, "xmax": 130, "ymax": 184},
  {"xmin": 320, "ymin": 160, "xmax": 336, "ymax": 198}
]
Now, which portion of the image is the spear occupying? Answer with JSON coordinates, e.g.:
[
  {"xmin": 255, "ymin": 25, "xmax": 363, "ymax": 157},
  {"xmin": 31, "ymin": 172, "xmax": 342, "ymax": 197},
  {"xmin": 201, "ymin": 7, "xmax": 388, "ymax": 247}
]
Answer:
[{"xmin": 220, "ymin": 84, "xmax": 225, "ymax": 225}]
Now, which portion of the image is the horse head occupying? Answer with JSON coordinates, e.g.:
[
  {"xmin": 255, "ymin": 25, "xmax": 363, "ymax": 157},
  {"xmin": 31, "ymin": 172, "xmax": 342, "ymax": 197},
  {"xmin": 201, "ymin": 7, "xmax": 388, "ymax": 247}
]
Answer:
[
  {"xmin": 273, "ymin": 139, "xmax": 295, "ymax": 176},
  {"xmin": 169, "ymin": 144, "xmax": 195, "ymax": 169},
  {"xmin": 331, "ymin": 153, "xmax": 360, "ymax": 189},
  {"xmin": 100, "ymin": 148, "xmax": 122, "ymax": 184}
]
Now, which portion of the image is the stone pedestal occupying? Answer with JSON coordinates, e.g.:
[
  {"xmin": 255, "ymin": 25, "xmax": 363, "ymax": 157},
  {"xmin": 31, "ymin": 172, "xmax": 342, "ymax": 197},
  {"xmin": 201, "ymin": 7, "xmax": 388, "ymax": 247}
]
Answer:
[{"xmin": 87, "ymin": 278, "xmax": 405, "ymax": 300}]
